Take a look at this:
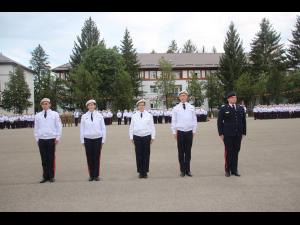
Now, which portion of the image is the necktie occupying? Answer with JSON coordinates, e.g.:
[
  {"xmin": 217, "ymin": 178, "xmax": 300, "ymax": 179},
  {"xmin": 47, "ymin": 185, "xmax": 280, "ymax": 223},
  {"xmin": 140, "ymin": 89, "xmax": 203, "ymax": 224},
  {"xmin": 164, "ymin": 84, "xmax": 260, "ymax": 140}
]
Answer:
[
  {"xmin": 91, "ymin": 112, "xmax": 93, "ymax": 121},
  {"xmin": 141, "ymin": 112, "xmax": 143, "ymax": 118},
  {"xmin": 183, "ymin": 103, "xmax": 186, "ymax": 110},
  {"xmin": 44, "ymin": 111, "xmax": 47, "ymax": 118}
]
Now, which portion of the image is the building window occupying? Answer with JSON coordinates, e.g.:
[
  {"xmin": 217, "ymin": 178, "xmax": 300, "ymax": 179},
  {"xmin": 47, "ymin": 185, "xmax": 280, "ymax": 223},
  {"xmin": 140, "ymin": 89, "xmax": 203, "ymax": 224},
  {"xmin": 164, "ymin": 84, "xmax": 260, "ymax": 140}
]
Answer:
[
  {"xmin": 182, "ymin": 70, "xmax": 188, "ymax": 79},
  {"xmin": 201, "ymin": 70, "xmax": 206, "ymax": 78},
  {"xmin": 188, "ymin": 70, "xmax": 194, "ymax": 78},
  {"xmin": 206, "ymin": 70, "xmax": 211, "ymax": 76},
  {"xmin": 173, "ymin": 71, "xmax": 181, "ymax": 79},
  {"xmin": 139, "ymin": 71, "xmax": 144, "ymax": 79},
  {"xmin": 145, "ymin": 71, "xmax": 150, "ymax": 79},
  {"xmin": 195, "ymin": 70, "xmax": 201, "ymax": 79},
  {"xmin": 150, "ymin": 85, "xmax": 158, "ymax": 93},
  {"xmin": 150, "ymin": 71, "xmax": 157, "ymax": 79},
  {"xmin": 174, "ymin": 85, "xmax": 182, "ymax": 95}
]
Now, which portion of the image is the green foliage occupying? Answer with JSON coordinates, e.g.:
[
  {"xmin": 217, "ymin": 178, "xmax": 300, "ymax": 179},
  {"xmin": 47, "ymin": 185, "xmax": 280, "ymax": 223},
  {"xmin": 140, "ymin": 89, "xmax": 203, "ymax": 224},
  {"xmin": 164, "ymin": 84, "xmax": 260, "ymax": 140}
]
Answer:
[
  {"xmin": 203, "ymin": 72, "xmax": 224, "ymax": 111},
  {"xmin": 235, "ymin": 72, "xmax": 254, "ymax": 106},
  {"xmin": 155, "ymin": 57, "xmax": 176, "ymax": 108},
  {"xmin": 218, "ymin": 22, "xmax": 247, "ymax": 94},
  {"xmin": 187, "ymin": 73, "xmax": 204, "ymax": 106},
  {"xmin": 287, "ymin": 15, "xmax": 300, "ymax": 69},
  {"xmin": 250, "ymin": 18, "xmax": 287, "ymax": 103},
  {"xmin": 120, "ymin": 28, "xmax": 141, "ymax": 97},
  {"xmin": 167, "ymin": 40, "xmax": 179, "ymax": 53},
  {"xmin": 283, "ymin": 70, "xmax": 300, "ymax": 103},
  {"xmin": 70, "ymin": 17, "xmax": 104, "ymax": 68},
  {"xmin": 1, "ymin": 66, "xmax": 32, "ymax": 114},
  {"xmin": 182, "ymin": 39, "xmax": 197, "ymax": 53},
  {"xmin": 70, "ymin": 45, "xmax": 134, "ymax": 111}
]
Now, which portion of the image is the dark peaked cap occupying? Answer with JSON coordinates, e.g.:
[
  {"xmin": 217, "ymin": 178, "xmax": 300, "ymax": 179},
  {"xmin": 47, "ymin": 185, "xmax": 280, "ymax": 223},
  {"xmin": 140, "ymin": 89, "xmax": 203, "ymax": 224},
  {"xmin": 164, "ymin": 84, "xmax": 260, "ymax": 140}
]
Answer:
[{"xmin": 226, "ymin": 91, "xmax": 237, "ymax": 99}]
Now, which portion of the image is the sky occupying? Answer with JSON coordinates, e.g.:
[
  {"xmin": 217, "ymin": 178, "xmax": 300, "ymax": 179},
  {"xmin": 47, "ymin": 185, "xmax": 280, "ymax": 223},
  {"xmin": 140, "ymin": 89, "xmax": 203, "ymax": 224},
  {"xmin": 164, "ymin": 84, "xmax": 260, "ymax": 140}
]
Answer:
[{"xmin": 0, "ymin": 12, "xmax": 299, "ymax": 69}]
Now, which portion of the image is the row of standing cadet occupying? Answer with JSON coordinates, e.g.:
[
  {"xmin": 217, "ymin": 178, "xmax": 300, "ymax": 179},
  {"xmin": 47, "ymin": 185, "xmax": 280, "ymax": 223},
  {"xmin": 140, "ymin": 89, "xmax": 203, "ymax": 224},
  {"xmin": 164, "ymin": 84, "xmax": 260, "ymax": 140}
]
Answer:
[
  {"xmin": 0, "ymin": 114, "xmax": 35, "ymax": 129},
  {"xmin": 253, "ymin": 104, "xmax": 300, "ymax": 120}
]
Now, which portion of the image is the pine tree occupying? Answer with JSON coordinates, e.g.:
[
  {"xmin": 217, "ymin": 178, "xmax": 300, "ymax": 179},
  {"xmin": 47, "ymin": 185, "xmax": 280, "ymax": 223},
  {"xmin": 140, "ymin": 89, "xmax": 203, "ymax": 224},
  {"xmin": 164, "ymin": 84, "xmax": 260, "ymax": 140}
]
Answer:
[
  {"xmin": 250, "ymin": 18, "xmax": 286, "ymax": 103},
  {"xmin": 218, "ymin": 22, "xmax": 247, "ymax": 94},
  {"xmin": 155, "ymin": 57, "xmax": 176, "ymax": 108},
  {"xmin": 151, "ymin": 49, "xmax": 156, "ymax": 54},
  {"xmin": 30, "ymin": 44, "xmax": 51, "ymax": 112},
  {"xmin": 182, "ymin": 39, "xmax": 198, "ymax": 53},
  {"xmin": 202, "ymin": 45, "xmax": 205, "ymax": 53},
  {"xmin": 167, "ymin": 40, "xmax": 179, "ymax": 53},
  {"xmin": 212, "ymin": 46, "xmax": 217, "ymax": 53},
  {"xmin": 120, "ymin": 28, "xmax": 141, "ymax": 98},
  {"xmin": 1, "ymin": 66, "xmax": 32, "ymax": 114},
  {"xmin": 288, "ymin": 15, "xmax": 300, "ymax": 69},
  {"xmin": 70, "ymin": 17, "xmax": 104, "ymax": 68}
]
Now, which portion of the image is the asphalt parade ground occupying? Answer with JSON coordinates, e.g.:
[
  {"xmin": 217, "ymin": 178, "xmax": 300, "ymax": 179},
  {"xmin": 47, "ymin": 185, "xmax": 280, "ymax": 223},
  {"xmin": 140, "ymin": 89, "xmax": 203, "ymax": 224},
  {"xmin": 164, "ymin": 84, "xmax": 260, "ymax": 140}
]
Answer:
[{"xmin": 0, "ymin": 118, "xmax": 300, "ymax": 211}]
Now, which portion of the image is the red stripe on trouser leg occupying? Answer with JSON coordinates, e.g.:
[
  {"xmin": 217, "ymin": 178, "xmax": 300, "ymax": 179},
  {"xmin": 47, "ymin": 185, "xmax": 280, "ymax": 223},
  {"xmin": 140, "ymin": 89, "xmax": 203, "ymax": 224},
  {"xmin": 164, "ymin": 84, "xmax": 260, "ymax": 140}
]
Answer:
[{"xmin": 224, "ymin": 148, "xmax": 228, "ymax": 172}]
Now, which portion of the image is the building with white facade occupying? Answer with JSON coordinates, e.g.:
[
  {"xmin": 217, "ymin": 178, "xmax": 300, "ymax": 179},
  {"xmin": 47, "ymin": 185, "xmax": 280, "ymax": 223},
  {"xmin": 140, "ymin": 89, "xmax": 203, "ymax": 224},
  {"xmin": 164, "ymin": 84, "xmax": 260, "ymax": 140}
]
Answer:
[
  {"xmin": 52, "ymin": 53, "xmax": 222, "ymax": 110},
  {"xmin": 0, "ymin": 53, "xmax": 35, "ymax": 114}
]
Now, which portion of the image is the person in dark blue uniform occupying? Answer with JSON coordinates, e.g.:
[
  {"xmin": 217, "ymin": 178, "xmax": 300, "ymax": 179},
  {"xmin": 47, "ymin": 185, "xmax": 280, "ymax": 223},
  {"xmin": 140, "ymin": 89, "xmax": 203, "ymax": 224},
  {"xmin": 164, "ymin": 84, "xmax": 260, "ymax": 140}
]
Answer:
[{"xmin": 217, "ymin": 91, "xmax": 246, "ymax": 177}]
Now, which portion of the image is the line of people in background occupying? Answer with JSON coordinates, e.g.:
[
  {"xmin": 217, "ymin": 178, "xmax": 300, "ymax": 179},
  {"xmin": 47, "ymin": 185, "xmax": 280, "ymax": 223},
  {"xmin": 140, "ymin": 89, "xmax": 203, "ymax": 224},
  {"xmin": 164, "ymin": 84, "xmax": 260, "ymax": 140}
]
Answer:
[
  {"xmin": 0, "ymin": 114, "xmax": 35, "ymax": 129},
  {"xmin": 117, "ymin": 107, "xmax": 208, "ymax": 125},
  {"xmin": 0, "ymin": 107, "xmax": 208, "ymax": 130},
  {"xmin": 253, "ymin": 104, "xmax": 300, "ymax": 120}
]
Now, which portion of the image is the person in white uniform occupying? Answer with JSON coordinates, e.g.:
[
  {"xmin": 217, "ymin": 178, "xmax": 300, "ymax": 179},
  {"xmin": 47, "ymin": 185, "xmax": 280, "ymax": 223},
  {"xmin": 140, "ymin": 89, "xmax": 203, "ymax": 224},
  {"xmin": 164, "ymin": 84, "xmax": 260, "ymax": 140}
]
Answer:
[
  {"xmin": 171, "ymin": 90, "xmax": 197, "ymax": 177},
  {"xmin": 80, "ymin": 99, "xmax": 106, "ymax": 181},
  {"xmin": 117, "ymin": 110, "xmax": 122, "ymax": 125},
  {"xmin": 129, "ymin": 99, "xmax": 155, "ymax": 179},
  {"xmin": 34, "ymin": 98, "xmax": 62, "ymax": 183}
]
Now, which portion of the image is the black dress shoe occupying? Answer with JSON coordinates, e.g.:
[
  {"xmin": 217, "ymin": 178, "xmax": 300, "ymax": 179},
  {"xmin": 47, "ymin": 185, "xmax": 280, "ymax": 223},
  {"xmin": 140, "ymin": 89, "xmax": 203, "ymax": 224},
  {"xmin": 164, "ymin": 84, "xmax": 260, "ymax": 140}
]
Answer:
[
  {"xmin": 232, "ymin": 172, "xmax": 241, "ymax": 176},
  {"xmin": 225, "ymin": 172, "xmax": 231, "ymax": 177},
  {"xmin": 186, "ymin": 171, "xmax": 193, "ymax": 177},
  {"xmin": 49, "ymin": 178, "xmax": 55, "ymax": 183},
  {"xmin": 89, "ymin": 177, "xmax": 94, "ymax": 181},
  {"xmin": 94, "ymin": 177, "xmax": 100, "ymax": 181},
  {"xmin": 139, "ymin": 174, "xmax": 143, "ymax": 178},
  {"xmin": 180, "ymin": 172, "xmax": 185, "ymax": 177},
  {"xmin": 143, "ymin": 173, "xmax": 148, "ymax": 178},
  {"xmin": 40, "ymin": 178, "xmax": 48, "ymax": 183}
]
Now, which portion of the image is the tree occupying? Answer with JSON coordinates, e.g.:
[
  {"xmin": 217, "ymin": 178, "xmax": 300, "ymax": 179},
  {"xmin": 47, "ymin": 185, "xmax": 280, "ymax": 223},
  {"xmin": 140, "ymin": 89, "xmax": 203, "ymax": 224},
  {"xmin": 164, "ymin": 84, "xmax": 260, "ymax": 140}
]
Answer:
[
  {"xmin": 30, "ymin": 44, "xmax": 51, "ymax": 112},
  {"xmin": 250, "ymin": 18, "xmax": 286, "ymax": 103},
  {"xmin": 70, "ymin": 45, "xmax": 134, "ymax": 111},
  {"xmin": 70, "ymin": 17, "xmax": 104, "ymax": 68},
  {"xmin": 287, "ymin": 15, "xmax": 300, "ymax": 69},
  {"xmin": 151, "ymin": 49, "xmax": 156, "ymax": 54},
  {"xmin": 37, "ymin": 71, "xmax": 65, "ymax": 111},
  {"xmin": 187, "ymin": 73, "xmax": 204, "ymax": 106},
  {"xmin": 203, "ymin": 72, "xmax": 224, "ymax": 115},
  {"xmin": 284, "ymin": 70, "xmax": 300, "ymax": 103},
  {"xmin": 112, "ymin": 71, "xmax": 134, "ymax": 111},
  {"xmin": 70, "ymin": 64, "xmax": 100, "ymax": 111},
  {"xmin": 1, "ymin": 66, "xmax": 32, "ymax": 114},
  {"xmin": 218, "ymin": 22, "xmax": 247, "ymax": 94},
  {"xmin": 235, "ymin": 72, "xmax": 255, "ymax": 107},
  {"xmin": 212, "ymin": 46, "xmax": 217, "ymax": 53},
  {"xmin": 155, "ymin": 57, "xmax": 176, "ymax": 108},
  {"xmin": 202, "ymin": 45, "xmax": 205, "ymax": 53},
  {"xmin": 120, "ymin": 28, "xmax": 141, "ymax": 98},
  {"xmin": 167, "ymin": 40, "xmax": 179, "ymax": 53},
  {"xmin": 182, "ymin": 39, "xmax": 197, "ymax": 53}
]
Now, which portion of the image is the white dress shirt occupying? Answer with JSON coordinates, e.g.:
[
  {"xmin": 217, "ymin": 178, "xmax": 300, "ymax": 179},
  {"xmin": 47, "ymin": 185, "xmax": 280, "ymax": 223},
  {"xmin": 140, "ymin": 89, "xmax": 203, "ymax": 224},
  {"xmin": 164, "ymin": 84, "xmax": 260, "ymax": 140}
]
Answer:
[
  {"xmin": 171, "ymin": 102, "xmax": 197, "ymax": 134},
  {"xmin": 80, "ymin": 110, "xmax": 106, "ymax": 144},
  {"xmin": 34, "ymin": 109, "xmax": 62, "ymax": 142},
  {"xmin": 129, "ymin": 110, "xmax": 156, "ymax": 140},
  {"xmin": 117, "ymin": 112, "xmax": 122, "ymax": 118}
]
